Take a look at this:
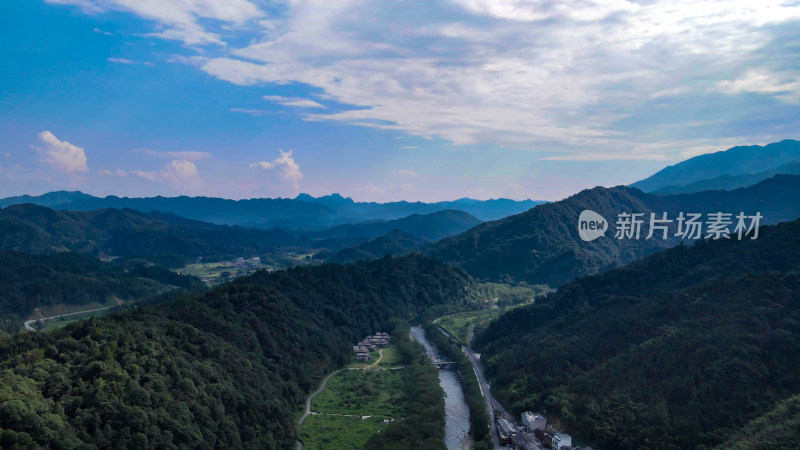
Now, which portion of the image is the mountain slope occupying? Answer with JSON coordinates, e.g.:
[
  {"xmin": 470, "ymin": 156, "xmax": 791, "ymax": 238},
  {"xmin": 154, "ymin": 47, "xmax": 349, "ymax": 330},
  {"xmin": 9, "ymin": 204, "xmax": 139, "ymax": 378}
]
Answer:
[
  {"xmin": 324, "ymin": 229, "xmax": 427, "ymax": 264},
  {"xmin": 631, "ymin": 139, "xmax": 800, "ymax": 192},
  {"xmin": 0, "ymin": 255, "xmax": 477, "ymax": 449},
  {"xmin": 303, "ymin": 209, "xmax": 482, "ymax": 242},
  {"xmin": 652, "ymin": 161, "xmax": 800, "ymax": 195},
  {"xmin": 0, "ymin": 204, "xmax": 295, "ymax": 264},
  {"xmin": 428, "ymin": 174, "xmax": 800, "ymax": 286},
  {"xmin": 475, "ymin": 219, "xmax": 800, "ymax": 449},
  {"xmin": 0, "ymin": 251, "xmax": 200, "ymax": 326},
  {"xmin": 296, "ymin": 194, "xmax": 546, "ymax": 222}
]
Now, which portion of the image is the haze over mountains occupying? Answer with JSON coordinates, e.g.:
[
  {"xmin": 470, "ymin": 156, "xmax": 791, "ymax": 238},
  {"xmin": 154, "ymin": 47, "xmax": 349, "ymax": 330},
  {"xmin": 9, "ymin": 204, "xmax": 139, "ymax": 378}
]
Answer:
[
  {"xmin": 0, "ymin": 191, "xmax": 542, "ymax": 231},
  {"xmin": 632, "ymin": 139, "xmax": 800, "ymax": 193}
]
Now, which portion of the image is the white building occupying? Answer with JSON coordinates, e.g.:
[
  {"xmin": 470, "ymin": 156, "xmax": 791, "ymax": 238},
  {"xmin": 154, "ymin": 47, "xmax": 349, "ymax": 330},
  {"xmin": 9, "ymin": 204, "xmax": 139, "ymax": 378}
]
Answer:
[
  {"xmin": 551, "ymin": 433, "xmax": 572, "ymax": 449},
  {"xmin": 521, "ymin": 411, "xmax": 546, "ymax": 431}
]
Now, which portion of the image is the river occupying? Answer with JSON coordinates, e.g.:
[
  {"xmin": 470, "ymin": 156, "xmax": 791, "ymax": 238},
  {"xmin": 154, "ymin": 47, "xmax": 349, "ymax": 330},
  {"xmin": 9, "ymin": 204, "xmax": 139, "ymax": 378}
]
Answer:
[{"xmin": 410, "ymin": 326, "xmax": 471, "ymax": 450}]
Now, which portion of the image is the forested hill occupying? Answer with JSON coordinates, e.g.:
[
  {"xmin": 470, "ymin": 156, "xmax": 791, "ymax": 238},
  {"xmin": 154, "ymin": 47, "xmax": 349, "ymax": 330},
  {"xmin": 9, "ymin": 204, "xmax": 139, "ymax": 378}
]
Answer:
[
  {"xmin": 0, "ymin": 203, "xmax": 295, "ymax": 264},
  {"xmin": 0, "ymin": 254, "xmax": 477, "ymax": 449},
  {"xmin": 301, "ymin": 209, "xmax": 482, "ymax": 242},
  {"xmin": 0, "ymin": 251, "xmax": 201, "ymax": 329},
  {"xmin": 474, "ymin": 219, "xmax": 800, "ymax": 449},
  {"xmin": 427, "ymin": 174, "xmax": 800, "ymax": 286}
]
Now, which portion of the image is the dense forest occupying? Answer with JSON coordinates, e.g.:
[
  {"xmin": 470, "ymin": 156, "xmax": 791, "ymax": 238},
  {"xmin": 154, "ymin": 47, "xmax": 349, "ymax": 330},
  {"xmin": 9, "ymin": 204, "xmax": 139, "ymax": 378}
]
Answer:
[
  {"xmin": 0, "ymin": 204, "xmax": 295, "ymax": 265},
  {"xmin": 428, "ymin": 174, "xmax": 800, "ymax": 286},
  {"xmin": 475, "ymin": 219, "xmax": 800, "ymax": 449},
  {"xmin": 319, "ymin": 230, "xmax": 426, "ymax": 264},
  {"xmin": 0, "ymin": 251, "xmax": 200, "ymax": 331},
  {"xmin": 0, "ymin": 254, "xmax": 478, "ymax": 449}
]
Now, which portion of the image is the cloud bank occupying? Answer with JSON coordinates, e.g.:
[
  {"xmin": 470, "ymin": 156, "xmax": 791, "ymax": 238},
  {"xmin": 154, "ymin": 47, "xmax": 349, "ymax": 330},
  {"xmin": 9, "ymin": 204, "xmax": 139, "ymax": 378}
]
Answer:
[{"xmin": 47, "ymin": 0, "xmax": 800, "ymax": 161}]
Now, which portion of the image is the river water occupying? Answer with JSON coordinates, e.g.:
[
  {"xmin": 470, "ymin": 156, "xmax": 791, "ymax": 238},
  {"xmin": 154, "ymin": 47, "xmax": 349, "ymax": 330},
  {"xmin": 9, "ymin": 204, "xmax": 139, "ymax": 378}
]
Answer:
[{"xmin": 409, "ymin": 326, "xmax": 471, "ymax": 450}]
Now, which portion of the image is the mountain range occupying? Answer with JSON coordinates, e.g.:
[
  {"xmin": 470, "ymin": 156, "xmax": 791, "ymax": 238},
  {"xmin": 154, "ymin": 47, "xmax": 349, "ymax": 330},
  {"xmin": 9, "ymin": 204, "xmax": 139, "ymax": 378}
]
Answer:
[
  {"xmin": 0, "ymin": 204, "xmax": 295, "ymax": 265},
  {"xmin": 428, "ymin": 174, "xmax": 800, "ymax": 286},
  {"xmin": 652, "ymin": 161, "xmax": 800, "ymax": 195},
  {"xmin": 631, "ymin": 139, "xmax": 800, "ymax": 193},
  {"xmin": 0, "ymin": 191, "xmax": 543, "ymax": 231},
  {"xmin": 299, "ymin": 209, "xmax": 481, "ymax": 245}
]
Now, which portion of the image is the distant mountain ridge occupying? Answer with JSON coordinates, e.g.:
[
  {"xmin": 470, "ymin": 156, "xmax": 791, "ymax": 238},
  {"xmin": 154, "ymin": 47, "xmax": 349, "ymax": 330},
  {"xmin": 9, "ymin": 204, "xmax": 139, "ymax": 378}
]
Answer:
[
  {"xmin": 0, "ymin": 191, "xmax": 544, "ymax": 230},
  {"xmin": 302, "ymin": 209, "xmax": 482, "ymax": 243},
  {"xmin": 631, "ymin": 139, "xmax": 800, "ymax": 192},
  {"xmin": 322, "ymin": 229, "xmax": 427, "ymax": 264},
  {"xmin": 0, "ymin": 204, "xmax": 295, "ymax": 264},
  {"xmin": 428, "ymin": 174, "xmax": 800, "ymax": 286},
  {"xmin": 652, "ymin": 161, "xmax": 800, "ymax": 195}
]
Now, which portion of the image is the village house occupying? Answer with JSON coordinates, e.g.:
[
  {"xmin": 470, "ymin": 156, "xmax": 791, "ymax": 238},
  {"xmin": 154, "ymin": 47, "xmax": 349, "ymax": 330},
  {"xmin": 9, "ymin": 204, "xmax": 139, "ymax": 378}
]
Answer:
[
  {"xmin": 353, "ymin": 332, "xmax": 390, "ymax": 360},
  {"xmin": 521, "ymin": 411, "xmax": 546, "ymax": 432}
]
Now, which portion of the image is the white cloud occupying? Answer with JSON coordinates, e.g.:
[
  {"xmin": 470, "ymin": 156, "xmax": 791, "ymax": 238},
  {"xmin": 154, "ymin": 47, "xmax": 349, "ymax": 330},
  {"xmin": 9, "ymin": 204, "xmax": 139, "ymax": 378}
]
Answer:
[
  {"xmin": 99, "ymin": 169, "xmax": 129, "ymax": 176},
  {"xmin": 264, "ymin": 96, "xmax": 326, "ymax": 109},
  {"xmin": 250, "ymin": 149, "xmax": 303, "ymax": 191},
  {"xmin": 142, "ymin": 149, "xmax": 212, "ymax": 161},
  {"xmin": 33, "ymin": 131, "xmax": 89, "ymax": 173},
  {"xmin": 133, "ymin": 160, "xmax": 200, "ymax": 188},
  {"xmin": 108, "ymin": 57, "xmax": 154, "ymax": 66},
  {"xmin": 132, "ymin": 170, "xmax": 157, "ymax": 181},
  {"xmin": 395, "ymin": 170, "xmax": 418, "ymax": 178},
  {"xmin": 717, "ymin": 70, "xmax": 800, "ymax": 104},
  {"xmin": 196, "ymin": 0, "xmax": 800, "ymax": 160},
  {"xmin": 229, "ymin": 108, "xmax": 271, "ymax": 116},
  {"xmin": 49, "ymin": 0, "xmax": 800, "ymax": 161},
  {"xmin": 45, "ymin": 0, "xmax": 263, "ymax": 46},
  {"xmin": 163, "ymin": 159, "xmax": 201, "ymax": 186}
]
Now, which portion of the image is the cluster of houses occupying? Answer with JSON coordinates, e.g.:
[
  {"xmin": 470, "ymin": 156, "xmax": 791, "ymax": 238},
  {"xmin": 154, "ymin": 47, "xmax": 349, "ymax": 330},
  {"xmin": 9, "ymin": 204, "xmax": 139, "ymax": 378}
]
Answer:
[
  {"xmin": 352, "ymin": 332, "xmax": 390, "ymax": 361},
  {"xmin": 497, "ymin": 411, "xmax": 593, "ymax": 450}
]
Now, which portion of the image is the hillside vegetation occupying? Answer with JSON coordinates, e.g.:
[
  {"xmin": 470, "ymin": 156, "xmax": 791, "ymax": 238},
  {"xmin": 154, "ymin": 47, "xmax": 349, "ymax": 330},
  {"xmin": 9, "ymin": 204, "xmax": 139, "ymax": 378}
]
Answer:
[
  {"xmin": 0, "ymin": 204, "xmax": 295, "ymax": 265},
  {"xmin": 475, "ymin": 219, "xmax": 800, "ymax": 449},
  {"xmin": 428, "ymin": 174, "xmax": 800, "ymax": 286},
  {"xmin": 0, "ymin": 251, "xmax": 200, "ymax": 331},
  {"xmin": 0, "ymin": 254, "xmax": 477, "ymax": 449}
]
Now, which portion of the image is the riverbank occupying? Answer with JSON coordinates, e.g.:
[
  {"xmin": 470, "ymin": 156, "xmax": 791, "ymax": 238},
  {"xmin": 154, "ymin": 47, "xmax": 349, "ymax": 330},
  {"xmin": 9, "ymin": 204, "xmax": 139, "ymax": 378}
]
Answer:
[
  {"xmin": 297, "ymin": 323, "xmax": 448, "ymax": 449},
  {"xmin": 425, "ymin": 321, "xmax": 496, "ymax": 449},
  {"xmin": 410, "ymin": 326, "xmax": 472, "ymax": 450}
]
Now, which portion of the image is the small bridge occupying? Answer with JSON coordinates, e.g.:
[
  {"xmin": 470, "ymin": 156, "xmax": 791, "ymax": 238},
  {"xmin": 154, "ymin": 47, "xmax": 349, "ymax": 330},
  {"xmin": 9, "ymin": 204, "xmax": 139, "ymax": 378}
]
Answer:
[{"xmin": 431, "ymin": 359, "xmax": 456, "ymax": 368}]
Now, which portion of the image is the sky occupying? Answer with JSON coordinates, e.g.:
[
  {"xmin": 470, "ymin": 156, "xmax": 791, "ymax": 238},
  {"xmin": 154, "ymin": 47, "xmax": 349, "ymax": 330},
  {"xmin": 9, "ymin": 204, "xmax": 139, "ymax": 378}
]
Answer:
[{"xmin": 0, "ymin": 0, "xmax": 799, "ymax": 202}]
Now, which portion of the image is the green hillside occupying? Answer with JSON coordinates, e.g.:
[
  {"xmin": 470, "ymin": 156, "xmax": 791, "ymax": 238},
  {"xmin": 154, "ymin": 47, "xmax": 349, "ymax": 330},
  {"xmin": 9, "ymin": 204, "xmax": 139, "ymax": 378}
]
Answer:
[
  {"xmin": 0, "ymin": 204, "xmax": 295, "ymax": 265},
  {"xmin": 0, "ymin": 251, "xmax": 201, "ymax": 330},
  {"xmin": 0, "ymin": 254, "xmax": 477, "ymax": 449},
  {"xmin": 474, "ymin": 219, "xmax": 800, "ymax": 449},
  {"xmin": 428, "ymin": 174, "xmax": 800, "ymax": 286}
]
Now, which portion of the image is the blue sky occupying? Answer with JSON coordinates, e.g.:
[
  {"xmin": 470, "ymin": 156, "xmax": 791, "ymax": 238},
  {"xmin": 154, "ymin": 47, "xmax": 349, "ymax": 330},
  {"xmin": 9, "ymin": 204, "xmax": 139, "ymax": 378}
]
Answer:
[{"xmin": 1, "ymin": 0, "xmax": 799, "ymax": 202}]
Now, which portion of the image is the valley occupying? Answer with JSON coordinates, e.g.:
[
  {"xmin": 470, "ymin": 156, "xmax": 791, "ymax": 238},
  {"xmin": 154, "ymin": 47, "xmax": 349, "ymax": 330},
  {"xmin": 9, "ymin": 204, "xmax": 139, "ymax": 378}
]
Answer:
[{"xmin": 1, "ymin": 139, "xmax": 800, "ymax": 449}]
